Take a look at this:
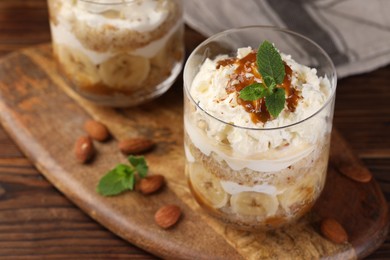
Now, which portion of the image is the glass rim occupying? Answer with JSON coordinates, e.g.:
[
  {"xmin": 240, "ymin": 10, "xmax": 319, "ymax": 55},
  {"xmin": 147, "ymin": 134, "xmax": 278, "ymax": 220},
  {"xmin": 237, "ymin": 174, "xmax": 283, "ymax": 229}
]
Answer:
[{"xmin": 183, "ymin": 25, "xmax": 337, "ymax": 131}]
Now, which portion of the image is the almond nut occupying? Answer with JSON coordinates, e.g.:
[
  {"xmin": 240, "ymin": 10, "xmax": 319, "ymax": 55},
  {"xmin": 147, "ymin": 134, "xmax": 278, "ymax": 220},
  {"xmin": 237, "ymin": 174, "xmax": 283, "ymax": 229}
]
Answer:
[
  {"xmin": 320, "ymin": 218, "xmax": 348, "ymax": 244},
  {"xmin": 74, "ymin": 136, "xmax": 95, "ymax": 163},
  {"xmin": 330, "ymin": 131, "xmax": 372, "ymax": 183},
  {"xmin": 118, "ymin": 137, "xmax": 154, "ymax": 155},
  {"xmin": 84, "ymin": 120, "xmax": 110, "ymax": 142},
  {"xmin": 154, "ymin": 205, "xmax": 181, "ymax": 229},
  {"xmin": 138, "ymin": 175, "xmax": 165, "ymax": 195}
]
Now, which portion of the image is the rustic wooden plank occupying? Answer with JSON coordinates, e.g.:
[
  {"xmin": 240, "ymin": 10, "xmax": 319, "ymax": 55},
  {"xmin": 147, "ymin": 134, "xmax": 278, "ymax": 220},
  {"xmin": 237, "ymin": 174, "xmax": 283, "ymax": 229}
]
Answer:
[
  {"xmin": 0, "ymin": 43, "xmax": 388, "ymax": 259},
  {"xmin": 0, "ymin": 0, "xmax": 389, "ymax": 258}
]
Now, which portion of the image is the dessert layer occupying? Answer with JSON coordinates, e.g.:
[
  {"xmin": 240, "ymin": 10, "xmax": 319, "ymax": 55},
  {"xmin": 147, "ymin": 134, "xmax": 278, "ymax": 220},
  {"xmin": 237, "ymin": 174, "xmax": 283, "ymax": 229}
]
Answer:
[
  {"xmin": 186, "ymin": 144, "xmax": 328, "ymax": 229},
  {"xmin": 184, "ymin": 115, "xmax": 316, "ymax": 172},
  {"xmin": 51, "ymin": 20, "xmax": 181, "ymax": 64},
  {"xmin": 185, "ymin": 134, "xmax": 330, "ymax": 187},
  {"xmin": 186, "ymin": 46, "xmax": 334, "ymax": 160}
]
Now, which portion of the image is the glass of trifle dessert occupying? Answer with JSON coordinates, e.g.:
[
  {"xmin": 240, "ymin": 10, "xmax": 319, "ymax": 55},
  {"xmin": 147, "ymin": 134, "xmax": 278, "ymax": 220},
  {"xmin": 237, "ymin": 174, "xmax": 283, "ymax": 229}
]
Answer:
[
  {"xmin": 48, "ymin": 0, "xmax": 184, "ymax": 107},
  {"xmin": 183, "ymin": 26, "xmax": 337, "ymax": 230}
]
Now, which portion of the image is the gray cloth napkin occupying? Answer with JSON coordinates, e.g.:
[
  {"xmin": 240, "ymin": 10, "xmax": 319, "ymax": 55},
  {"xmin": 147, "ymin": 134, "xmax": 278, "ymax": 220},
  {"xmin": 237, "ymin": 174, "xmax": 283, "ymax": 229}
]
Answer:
[{"xmin": 183, "ymin": 0, "xmax": 390, "ymax": 78}]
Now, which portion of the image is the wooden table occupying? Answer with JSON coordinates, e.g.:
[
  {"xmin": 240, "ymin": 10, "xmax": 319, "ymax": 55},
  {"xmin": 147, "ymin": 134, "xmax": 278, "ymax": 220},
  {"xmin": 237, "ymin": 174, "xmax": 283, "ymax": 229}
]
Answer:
[{"xmin": 0, "ymin": 1, "xmax": 389, "ymax": 259}]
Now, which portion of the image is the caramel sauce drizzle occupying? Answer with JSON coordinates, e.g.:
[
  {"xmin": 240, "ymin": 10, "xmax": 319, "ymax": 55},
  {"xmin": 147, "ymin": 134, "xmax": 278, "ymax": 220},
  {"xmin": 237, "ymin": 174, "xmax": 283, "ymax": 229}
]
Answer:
[{"xmin": 216, "ymin": 51, "xmax": 300, "ymax": 123}]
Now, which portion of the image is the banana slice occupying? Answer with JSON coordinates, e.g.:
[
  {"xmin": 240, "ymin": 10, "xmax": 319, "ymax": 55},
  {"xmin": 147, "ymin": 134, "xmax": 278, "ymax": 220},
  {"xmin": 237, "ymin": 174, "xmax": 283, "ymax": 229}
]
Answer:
[
  {"xmin": 277, "ymin": 174, "xmax": 318, "ymax": 213},
  {"xmin": 188, "ymin": 163, "xmax": 228, "ymax": 209},
  {"xmin": 99, "ymin": 54, "xmax": 150, "ymax": 90},
  {"xmin": 54, "ymin": 44, "xmax": 100, "ymax": 86},
  {"xmin": 230, "ymin": 192, "xmax": 279, "ymax": 217}
]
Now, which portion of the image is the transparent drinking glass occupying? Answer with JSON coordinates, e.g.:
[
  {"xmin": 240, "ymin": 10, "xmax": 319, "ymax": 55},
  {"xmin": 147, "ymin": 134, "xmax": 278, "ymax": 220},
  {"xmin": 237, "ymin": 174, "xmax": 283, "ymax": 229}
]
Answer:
[
  {"xmin": 48, "ymin": 0, "xmax": 184, "ymax": 107},
  {"xmin": 183, "ymin": 26, "xmax": 337, "ymax": 230}
]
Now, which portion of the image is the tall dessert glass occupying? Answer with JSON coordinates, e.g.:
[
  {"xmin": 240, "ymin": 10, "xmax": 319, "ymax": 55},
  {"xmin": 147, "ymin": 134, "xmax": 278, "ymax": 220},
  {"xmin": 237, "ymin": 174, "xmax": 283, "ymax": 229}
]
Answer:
[
  {"xmin": 48, "ymin": 0, "xmax": 183, "ymax": 107},
  {"xmin": 183, "ymin": 26, "xmax": 337, "ymax": 230}
]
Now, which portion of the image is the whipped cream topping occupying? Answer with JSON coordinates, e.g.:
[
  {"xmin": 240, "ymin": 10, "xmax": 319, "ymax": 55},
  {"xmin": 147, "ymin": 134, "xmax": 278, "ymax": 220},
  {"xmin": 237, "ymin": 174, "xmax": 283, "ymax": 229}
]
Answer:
[
  {"xmin": 76, "ymin": 0, "xmax": 169, "ymax": 32},
  {"xmin": 190, "ymin": 47, "xmax": 331, "ymax": 130},
  {"xmin": 185, "ymin": 47, "xmax": 333, "ymax": 172}
]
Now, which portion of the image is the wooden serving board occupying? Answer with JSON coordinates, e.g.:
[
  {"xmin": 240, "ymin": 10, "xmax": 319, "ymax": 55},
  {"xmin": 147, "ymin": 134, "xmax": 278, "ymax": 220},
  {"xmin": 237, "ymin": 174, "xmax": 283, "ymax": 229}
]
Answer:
[{"xmin": 0, "ymin": 44, "xmax": 388, "ymax": 259}]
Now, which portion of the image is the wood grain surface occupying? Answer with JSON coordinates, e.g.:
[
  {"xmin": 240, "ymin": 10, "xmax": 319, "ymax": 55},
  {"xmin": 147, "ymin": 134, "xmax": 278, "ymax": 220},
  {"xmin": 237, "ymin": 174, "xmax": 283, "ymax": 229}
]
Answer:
[
  {"xmin": 0, "ymin": 0, "xmax": 389, "ymax": 259},
  {"xmin": 0, "ymin": 43, "xmax": 388, "ymax": 259}
]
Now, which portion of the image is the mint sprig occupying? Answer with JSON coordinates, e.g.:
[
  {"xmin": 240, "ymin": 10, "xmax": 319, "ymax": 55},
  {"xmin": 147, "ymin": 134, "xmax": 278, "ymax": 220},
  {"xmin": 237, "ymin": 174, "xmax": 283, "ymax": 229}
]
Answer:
[
  {"xmin": 239, "ymin": 40, "xmax": 286, "ymax": 118},
  {"xmin": 263, "ymin": 76, "xmax": 277, "ymax": 93},
  {"xmin": 97, "ymin": 155, "xmax": 148, "ymax": 196},
  {"xmin": 128, "ymin": 156, "xmax": 148, "ymax": 178}
]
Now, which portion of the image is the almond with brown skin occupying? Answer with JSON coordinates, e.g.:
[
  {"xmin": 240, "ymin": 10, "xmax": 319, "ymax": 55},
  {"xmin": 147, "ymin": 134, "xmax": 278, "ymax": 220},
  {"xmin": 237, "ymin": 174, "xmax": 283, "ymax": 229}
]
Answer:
[
  {"xmin": 320, "ymin": 218, "xmax": 348, "ymax": 244},
  {"xmin": 74, "ymin": 136, "xmax": 95, "ymax": 163},
  {"xmin": 84, "ymin": 120, "xmax": 110, "ymax": 142},
  {"xmin": 330, "ymin": 131, "xmax": 372, "ymax": 183},
  {"xmin": 337, "ymin": 162, "xmax": 372, "ymax": 183},
  {"xmin": 138, "ymin": 175, "xmax": 165, "ymax": 195},
  {"xmin": 118, "ymin": 137, "xmax": 154, "ymax": 155},
  {"xmin": 154, "ymin": 205, "xmax": 181, "ymax": 229}
]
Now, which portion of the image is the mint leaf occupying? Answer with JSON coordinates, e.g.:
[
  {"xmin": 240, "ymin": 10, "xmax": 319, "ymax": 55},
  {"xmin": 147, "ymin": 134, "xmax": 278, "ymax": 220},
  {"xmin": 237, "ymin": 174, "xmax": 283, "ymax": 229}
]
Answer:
[
  {"xmin": 265, "ymin": 88, "xmax": 286, "ymax": 117},
  {"xmin": 128, "ymin": 155, "xmax": 148, "ymax": 178},
  {"xmin": 97, "ymin": 156, "xmax": 151, "ymax": 197},
  {"xmin": 97, "ymin": 164, "xmax": 134, "ymax": 196},
  {"xmin": 239, "ymin": 83, "xmax": 268, "ymax": 101},
  {"xmin": 257, "ymin": 41, "xmax": 285, "ymax": 85}
]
